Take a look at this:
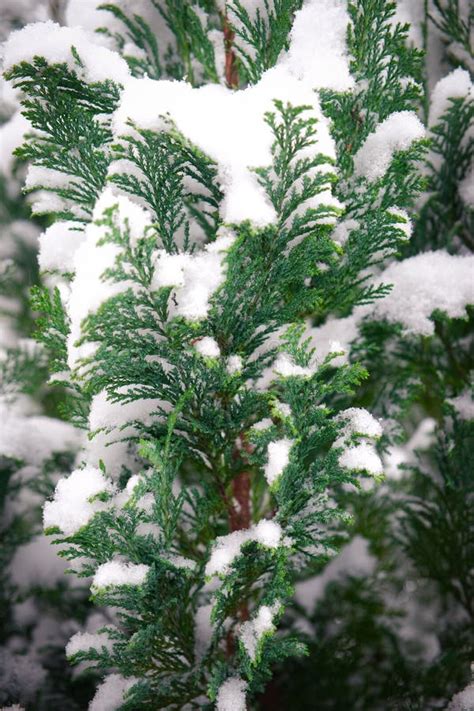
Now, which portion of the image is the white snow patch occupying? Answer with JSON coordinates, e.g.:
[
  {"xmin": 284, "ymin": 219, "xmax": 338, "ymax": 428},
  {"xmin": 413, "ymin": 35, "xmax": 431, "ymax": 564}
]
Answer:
[
  {"xmin": 43, "ymin": 466, "xmax": 115, "ymax": 536},
  {"xmin": 216, "ymin": 676, "xmax": 248, "ymax": 711},
  {"xmin": 240, "ymin": 602, "xmax": 281, "ymax": 660},
  {"xmin": 339, "ymin": 442, "xmax": 383, "ymax": 475},
  {"xmin": 429, "ymin": 68, "xmax": 473, "ymax": 126},
  {"xmin": 91, "ymin": 560, "xmax": 149, "ymax": 590},
  {"xmin": 38, "ymin": 221, "xmax": 85, "ymax": 272},
  {"xmin": 283, "ymin": 0, "xmax": 354, "ymax": 91},
  {"xmin": 66, "ymin": 631, "xmax": 113, "ymax": 657},
  {"xmin": 448, "ymin": 391, "xmax": 474, "ymax": 420},
  {"xmin": 2, "ymin": 21, "xmax": 130, "ymax": 85},
  {"xmin": 194, "ymin": 336, "xmax": 220, "ymax": 358},
  {"xmin": 206, "ymin": 520, "xmax": 283, "ymax": 576},
  {"xmin": 354, "ymin": 111, "xmax": 425, "ymax": 181},
  {"xmin": 264, "ymin": 438, "xmax": 293, "ymax": 486},
  {"xmin": 89, "ymin": 674, "xmax": 137, "ymax": 711}
]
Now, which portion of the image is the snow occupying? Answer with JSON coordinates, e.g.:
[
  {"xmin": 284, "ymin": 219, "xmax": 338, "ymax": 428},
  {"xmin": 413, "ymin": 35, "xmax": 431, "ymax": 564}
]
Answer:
[
  {"xmin": 447, "ymin": 677, "xmax": 474, "ymax": 711},
  {"xmin": 2, "ymin": 21, "xmax": 130, "ymax": 85},
  {"xmin": 240, "ymin": 602, "xmax": 280, "ymax": 660},
  {"xmin": 264, "ymin": 438, "xmax": 293, "ymax": 486},
  {"xmin": 9, "ymin": 535, "xmax": 69, "ymax": 590},
  {"xmin": 332, "ymin": 218, "xmax": 359, "ymax": 247},
  {"xmin": 0, "ymin": 407, "xmax": 80, "ymax": 465},
  {"xmin": 67, "ymin": 189, "xmax": 152, "ymax": 368},
  {"xmin": 0, "ymin": 111, "xmax": 30, "ymax": 176},
  {"xmin": 194, "ymin": 337, "xmax": 220, "ymax": 358},
  {"xmin": 91, "ymin": 560, "xmax": 150, "ymax": 590},
  {"xmin": 38, "ymin": 221, "xmax": 85, "ymax": 272},
  {"xmin": 160, "ymin": 239, "xmax": 234, "ymax": 321},
  {"xmin": 353, "ymin": 111, "xmax": 425, "ymax": 181},
  {"xmin": 151, "ymin": 252, "xmax": 189, "ymax": 288},
  {"xmin": 384, "ymin": 418, "xmax": 436, "ymax": 480},
  {"xmin": 295, "ymin": 535, "xmax": 375, "ymax": 612},
  {"xmin": 429, "ymin": 68, "xmax": 473, "ymax": 126},
  {"xmin": 88, "ymin": 390, "xmax": 164, "ymax": 433},
  {"xmin": 66, "ymin": 631, "xmax": 113, "ymax": 657},
  {"xmin": 448, "ymin": 391, "xmax": 474, "ymax": 420},
  {"xmin": 43, "ymin": 466, "xmax": 115, "ymax": 536},
  {"xmin": 113, "ymin": 65, "xmax": 336, "ymax": 227},
  {"xmin": 306, "ymin": 315, "xmax": 359, "ymax": 365},
  {"xmin": 216, "ymin": 676, "xmax": 248, "ymax": 711},
  {"xmin": 226, "ymin": 354, "xmax": 243, "ymax": 374},
  {"xmin": 339, "ymin": 442, "xmax": 383, "ymax": 476},
  {"xmin": 283, "ymin": 0, "xmax": 354, "ymax": 92},
  {"xmin": 336, "ymin": 408, "xmax": 383, "ymax": 439},
  {"xmin": 65, "ymin": 0, "xmax": 110, "ymax": 33},
  {"xmin": 387, "ymin": 207, "xmax": 413, "ymax": 239},
  {"xmin": 206, "ymin": 520, "xmax": 283, "ymax": 576},
  {"xmin": 89, "ymin": 674, "xmax": 137, "ymax": 711},
  {"xmin": 273, "ymin": 352, "xmax": 313, "ymax": 378},
  {"xmin": 309, "ymin": 251, "xmax": 474, "ymax": 360},
  {"xmin": 368, "ymin": 251, "xmax": 474, "ymax": 336}
]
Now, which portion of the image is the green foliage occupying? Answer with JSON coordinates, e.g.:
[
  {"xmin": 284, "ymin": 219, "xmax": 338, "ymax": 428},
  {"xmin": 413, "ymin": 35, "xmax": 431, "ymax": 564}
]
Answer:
[
  {"xmin": 321, "ymin": 0, "xmax": 423, "ymax": 174},
  {"xmin": 227, "ymin": 0, "xmax": 303, "ymax": 84},
  {"xmin": 5, "ymin": 57, "xmax": 121, "ymax": 221},
  {"xmin": 412, "ymin": 93, "xmax": 474, "ymax": 253},
  {"xmin": 2, "ymin": 0, "xmax": 473, "ymax": 709},
  {"xmin": 99, "ymin": 1, "xmax": 220, "ymax": 83}
]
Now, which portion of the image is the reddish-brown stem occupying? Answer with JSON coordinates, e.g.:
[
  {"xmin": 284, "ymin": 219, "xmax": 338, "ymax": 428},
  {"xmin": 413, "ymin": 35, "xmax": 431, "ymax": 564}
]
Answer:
[{"xmin": 223, "ymin": 14, "xmax": 239, "ymax": 89}]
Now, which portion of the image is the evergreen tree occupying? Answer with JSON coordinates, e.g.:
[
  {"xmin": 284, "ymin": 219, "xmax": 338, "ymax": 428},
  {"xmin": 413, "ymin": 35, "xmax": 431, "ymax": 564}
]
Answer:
[{"xmin": 0, "ymin": 1, "xmax": 472, "ymax": 709}]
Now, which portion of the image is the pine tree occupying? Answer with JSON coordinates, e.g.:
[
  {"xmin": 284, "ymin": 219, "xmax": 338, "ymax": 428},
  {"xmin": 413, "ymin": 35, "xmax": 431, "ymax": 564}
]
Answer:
[{"xmin": 0, "ymin": 1, "xmax": 472, "ymax": 709}]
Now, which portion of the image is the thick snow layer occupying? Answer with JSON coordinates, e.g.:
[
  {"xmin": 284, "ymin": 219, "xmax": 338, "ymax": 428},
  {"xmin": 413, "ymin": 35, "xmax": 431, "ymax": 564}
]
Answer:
[
  {"xmin": 88, "ymin": 390, "xmax": 165, "ymax": 434},
  {"xmin": 2, "ymin": 21, "xmax": 130, "ymax": 85},
  {"xmin": 264, "ymin": 438, "xmax": 293, "ymax": 486},
  {"xmin": 0, "ymin": 406, "xmax": 80, "ymax": 465},
  {"xmin": 89, "ymin": 674, "xmax": 137, "ymax": 711},
  {"xmin": 195, "ymin": 336, "xmax": 221, "ymax": 357},
  {"xmin": 429, "ymin": 68, "xmax": 473, "ymax": 126},
  {"xmin": 336, "ymin": 408, "xmax": 383, "ymax": 439},
  {"xmin": 226, "ymin": 354, "xmax": 243, "ymax": 374},
  {"xmin": 206, "ymin": 520, "xmax": 283, "ymax": 576},
  {"xmin": 151, "ymin": 237, "xmax": 234, "ymax": 320},
  {"xmin": 216, "ymin": 676, "xmax": 248, "ymax": 711},
  {"xmin": 38, "ymin": 221, "xmax": 86, "ymax": 272},
  {"xmin": 9, "ymin": 535, "xmax": 69, "ymax": 590},
  {"xmin": 273, "ymin": 353, "xmax": 313, "ymax": 378},
  {"xmin": 67, "ymin": 189, "xmax": 152, "ymax": 368},
  {"xmin": 66, "ymin": 630, "xmax": 113, "ymax": 657},
  {"xmin": 295, "ymin": 535, "xmax": 375, "ymax": 612},
  {"xmin": 447, "ymin": 679, "xmax": 474, "ymax": 711},
  {"xmin": 65, "ymin": 0, "xmax": 111, "ymax": 33},
  {"xmin": 240, "ymin": 602, "xmax": 280, "ymax": 660},
  {"xmin": 283, "ymin": 0, "xmax": 354, "ymax": 91},
  {"xmin": 310, "ymin": 251, "xmax": 474, "ymax": 359},
  {"xmin": 339, "ymin": 442, "xmax": 383, "ymax": 475},
  {"xmin": 368, "ymin": 251, "xmax": 474, "ymax": 336},
  {"xmin": 354, "ymin": 111, "xmax": 425, "ymax": 181},
  {"xmin": 43, "ymin": 466, "xmax": 115, "ymax": 536},
  {"xmin": 0, "ymin": 111, "xmax": 30, "ymax": 176},
  {"xmin": 92, "ymin": 560, "xmax": 150, "ymax": 590},
  {"xmin": 113, "ymin": 65, "xmax": 336, "ymax": 226},
  {"xmin": 448, "ymin": 391, "xmax": 474, "ymax": 420}
]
